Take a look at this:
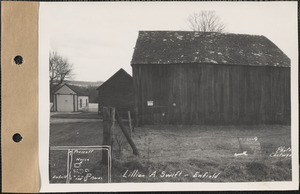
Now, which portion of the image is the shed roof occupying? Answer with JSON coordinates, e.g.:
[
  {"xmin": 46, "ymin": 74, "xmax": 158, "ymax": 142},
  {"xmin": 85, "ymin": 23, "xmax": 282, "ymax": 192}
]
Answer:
[
  {"xmin": 131, "ymin": 31, "xmax": 290, "ymax": 67},
  {"xmin": 97, "ymin": 68, "xmax": 132, "ymax": 91},
  {"xmin": 96, "ymin": 68, "xmax": 133, "ymax": 109},
  {"xmin": 67, "ymin": 84, "xmax": 90, "ymax": 96},
  {"xmin": 54, "ymin": 84, "xmax": 89, "ymax": 96}
]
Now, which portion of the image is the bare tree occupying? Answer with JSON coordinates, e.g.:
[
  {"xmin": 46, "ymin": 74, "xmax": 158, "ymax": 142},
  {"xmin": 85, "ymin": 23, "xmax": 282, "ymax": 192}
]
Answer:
[
  {"xmin": 49, "ymin": 51, "xmax": 73, "ymax": 95},
  {"xmin": 187, "ymin": 11, "xmax": 226, "ymax": 32}
]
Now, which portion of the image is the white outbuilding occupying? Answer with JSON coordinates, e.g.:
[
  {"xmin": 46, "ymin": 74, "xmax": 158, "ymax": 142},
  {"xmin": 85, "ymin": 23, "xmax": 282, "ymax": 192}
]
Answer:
[{"xmin": 53, "ymin": 84, "xmax": 89, "ymax": 112}]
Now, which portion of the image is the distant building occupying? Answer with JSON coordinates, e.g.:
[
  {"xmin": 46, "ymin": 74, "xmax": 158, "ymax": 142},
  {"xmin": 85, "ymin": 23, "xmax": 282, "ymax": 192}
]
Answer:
[
  {"xmin": 97, "ymin": 68, "xmax": 134, "ymax": 114},
  {"xmin": 52, "ymin": 84, "xmax": 89, "ymax": 112},
  {"xmin": 131, "ymin": 31, "xmax": 291, "ymax": 125}
]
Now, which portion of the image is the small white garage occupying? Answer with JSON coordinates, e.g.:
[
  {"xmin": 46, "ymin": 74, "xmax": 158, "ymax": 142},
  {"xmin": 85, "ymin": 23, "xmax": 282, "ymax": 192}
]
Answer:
[{"xmin": 53, "ymin": 84, "xmax": 89, "ymax": 112}]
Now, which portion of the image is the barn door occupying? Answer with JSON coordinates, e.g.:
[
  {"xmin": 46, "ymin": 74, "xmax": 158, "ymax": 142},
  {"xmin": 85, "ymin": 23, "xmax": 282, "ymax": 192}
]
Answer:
[
  {"xmin": 151, "ymin": 105, "xmax": 168, "ymax": 124},
  {"xmin": 168, "ymin": 88, "xmax": 179, "ymax": 124},
  {"xmin": 169, "ymin": 102, "xmax": 179, "ymax": 124}
]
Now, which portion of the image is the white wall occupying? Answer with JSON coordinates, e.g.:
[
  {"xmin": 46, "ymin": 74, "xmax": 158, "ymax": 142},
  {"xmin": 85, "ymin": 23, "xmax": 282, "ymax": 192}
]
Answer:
[
  {"xmin": 78, "ymin": 96, "xmax": 89, "ymax": 111},
  {"xmin": 88, "ymin": 103, "xmax": 98, "ymax": 112}
]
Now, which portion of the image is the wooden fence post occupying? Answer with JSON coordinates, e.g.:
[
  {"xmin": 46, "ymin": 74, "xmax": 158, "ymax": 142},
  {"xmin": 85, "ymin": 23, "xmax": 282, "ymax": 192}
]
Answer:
[
  {"xmin": 116, "ymin": 112, "xmax": 139, "ymax": 156},
  {"xmin": 102, "ymin": 107, "xmax": 115, "ymax": 164},
  {"xmin": 134, "ymin": 107, "xmax": 139, "ymax": 127},
  {"xmin": 128, "ymin": 111, "xmax": 132, "ymax": 137}
]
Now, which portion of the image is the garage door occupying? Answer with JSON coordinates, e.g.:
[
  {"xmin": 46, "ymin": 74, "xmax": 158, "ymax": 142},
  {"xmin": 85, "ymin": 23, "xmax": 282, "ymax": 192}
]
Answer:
[{"xmin": 57, "ymin": 95, "xmax": 74, "ymax": 112}]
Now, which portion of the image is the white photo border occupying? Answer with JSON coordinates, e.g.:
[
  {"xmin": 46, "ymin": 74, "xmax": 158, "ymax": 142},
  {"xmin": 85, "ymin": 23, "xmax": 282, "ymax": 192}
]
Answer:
[{"xmin": 39, "ymin": 1, "xmax": 299, "ymax": 192}]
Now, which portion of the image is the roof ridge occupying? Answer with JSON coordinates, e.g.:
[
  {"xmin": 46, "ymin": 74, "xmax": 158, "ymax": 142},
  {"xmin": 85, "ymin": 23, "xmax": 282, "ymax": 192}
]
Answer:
[
  {"xmin": 97, "ymin": 68, "xmax": 132, "ymax": 90},
  {"xmin": 132, "ymin": 31, "xmax": 290, "ymax": 67},
  {"xmin": 138, "ymin": 30, "xmax": 264, "ymax": 37},
  {"xmin": 53, "ymin": 83, "xmax": 78, "ymax": 94}
]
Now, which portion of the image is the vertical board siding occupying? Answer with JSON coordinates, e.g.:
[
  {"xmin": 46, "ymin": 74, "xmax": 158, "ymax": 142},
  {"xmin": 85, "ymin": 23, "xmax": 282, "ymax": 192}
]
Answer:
[
  {"xmin": 98, "ymin": 71, "xmax": 134, "ymax": 116},
  {"xmin": 133, "ymin": 63, "xmax": 291, "ymax": 125}
]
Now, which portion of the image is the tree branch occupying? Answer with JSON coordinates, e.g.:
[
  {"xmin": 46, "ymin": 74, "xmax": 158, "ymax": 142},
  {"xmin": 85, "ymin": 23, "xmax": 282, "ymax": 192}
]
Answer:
[{"xmin": 187, "ymin": 11, "xmax": 225, "ymax": 33}]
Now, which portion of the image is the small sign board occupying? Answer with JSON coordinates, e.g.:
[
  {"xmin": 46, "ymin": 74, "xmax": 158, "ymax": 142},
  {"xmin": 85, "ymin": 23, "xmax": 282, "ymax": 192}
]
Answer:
[
  {"xmin": 50, "ymin": 146, "xmax": 111, "ymax": 183},
  {"xmin": 238, "ymin": 137, "xmax": 261, "ymax": 154},
  {"xmin": 147, "ymin": 100, "xmax": 154, "ymax": 106}
]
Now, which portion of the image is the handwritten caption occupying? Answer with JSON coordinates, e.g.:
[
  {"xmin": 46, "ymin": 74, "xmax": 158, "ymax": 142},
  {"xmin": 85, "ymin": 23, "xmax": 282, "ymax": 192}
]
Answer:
[
  {"xmin": 270, "ymin": 146, "xmax": 291, "ymax": 158},
  {"xmin": 71, "ymin": 149, "xmax": 103, "ymax": 182},
  {"xmin": 123, "ymin": 169, "xmax": 220, "ymax": 179},
  {"xmin": 52, "ymin": 149, "xmax": 106, "ymax": 183}
]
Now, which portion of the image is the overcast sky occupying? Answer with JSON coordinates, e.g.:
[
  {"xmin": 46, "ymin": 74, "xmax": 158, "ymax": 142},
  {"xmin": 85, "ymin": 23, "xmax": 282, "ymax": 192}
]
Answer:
[{"xmin": 40, "ymin": 1, "xmax": 297, "ymax": 82}]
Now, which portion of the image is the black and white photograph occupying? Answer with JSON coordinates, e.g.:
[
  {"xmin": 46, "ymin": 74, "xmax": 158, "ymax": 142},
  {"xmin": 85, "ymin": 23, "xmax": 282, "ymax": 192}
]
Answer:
[{"xmin": 38, "ymin": 1, "xmax": 298, "ymax": 191}]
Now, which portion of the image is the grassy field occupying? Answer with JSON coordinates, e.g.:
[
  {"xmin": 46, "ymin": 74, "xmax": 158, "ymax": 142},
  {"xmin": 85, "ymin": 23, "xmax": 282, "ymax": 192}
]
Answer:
[{"xmin": 49, "ymin": 112, "xmax": 292, "ymax": 183}]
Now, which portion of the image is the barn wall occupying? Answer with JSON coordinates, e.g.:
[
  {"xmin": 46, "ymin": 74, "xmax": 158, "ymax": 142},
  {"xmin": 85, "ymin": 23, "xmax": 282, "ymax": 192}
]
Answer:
[
  {"xmin": 132, "ymin": 63, "xmax": 290, "ymax": 125},
  {"xmin": 98, "ymin": 77, "xmax": 134, "ymax": 113},
  {"xmin": 98, "ymin": 90, "xmax": 134, "ymax": 114}
]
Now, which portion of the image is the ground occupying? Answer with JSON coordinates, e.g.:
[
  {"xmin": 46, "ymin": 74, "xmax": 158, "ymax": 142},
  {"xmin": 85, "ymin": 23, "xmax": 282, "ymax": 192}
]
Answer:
[{"xmin": 49, "ymin": 112, "xmax": 292, "ymax": 183}]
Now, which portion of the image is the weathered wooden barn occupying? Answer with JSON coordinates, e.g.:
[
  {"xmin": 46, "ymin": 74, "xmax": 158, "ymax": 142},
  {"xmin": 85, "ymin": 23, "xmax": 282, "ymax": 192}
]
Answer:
[
  {"xmin": 97, "ymin": 68, "xmax": 134, "ymax": 114},
  {"xmin": 53, "ymin": 84, "xmax": 89, "ymax": 112},
  {"xmin": 131, "ymin": 31, "xmax": 291, "ymax": 125}
]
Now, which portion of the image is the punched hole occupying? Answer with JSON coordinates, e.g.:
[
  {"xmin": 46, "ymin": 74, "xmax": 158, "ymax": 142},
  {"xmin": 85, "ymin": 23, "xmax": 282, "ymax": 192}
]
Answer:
[
  {"xmin": 13, "ymin": 133, "xmax": 23, "ymax": 143},
  {"xmin": 14, "ymin": 55, "xmax": 23, "ymax": 65}
]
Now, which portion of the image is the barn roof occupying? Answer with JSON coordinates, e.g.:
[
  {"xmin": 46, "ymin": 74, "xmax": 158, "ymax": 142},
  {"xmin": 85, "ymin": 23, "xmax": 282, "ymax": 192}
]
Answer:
[
  {"xmin": 97, "ymin": 68, "xmax": 132, "ymax": 91},
  {"xmin": 131, "ymin": 31, "xmax": 290, "ymax": 67}
]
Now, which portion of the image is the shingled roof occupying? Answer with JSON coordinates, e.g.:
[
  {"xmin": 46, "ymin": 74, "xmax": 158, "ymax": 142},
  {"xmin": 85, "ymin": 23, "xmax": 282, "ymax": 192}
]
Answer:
[
  {"xmin": 131, "ymin": 31, "xmax": 290, "ymax": 67},
  {"xmin": 53, "ymin": 84, "xmax": 89, "ymax": 96},
  {"xmin": 97, "ymin": 68, "xmax": 132, "ymax": 91},
  {"xmin": 97, "ymin": 68, "xmax": 134, "ymax": 109},
  {"xmin": 67, "ymin": 84, "xmax": 90, "ymax": 96}
]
